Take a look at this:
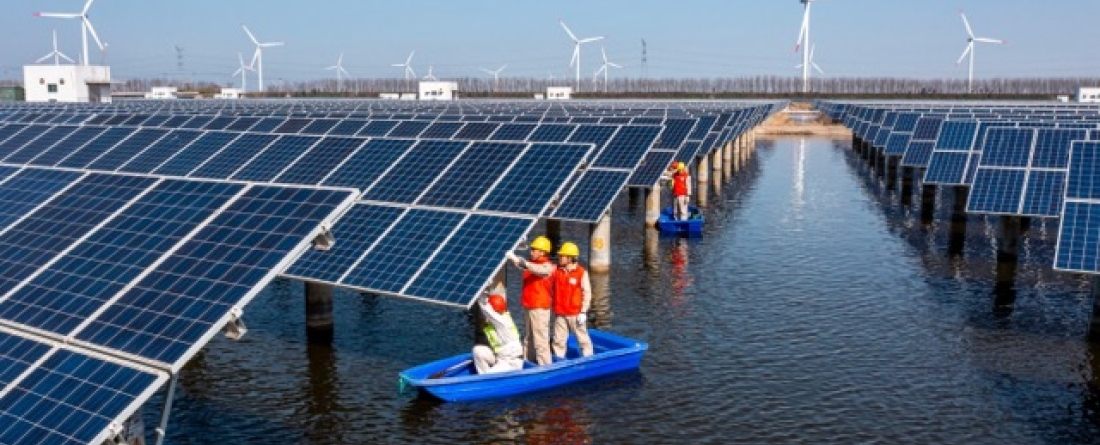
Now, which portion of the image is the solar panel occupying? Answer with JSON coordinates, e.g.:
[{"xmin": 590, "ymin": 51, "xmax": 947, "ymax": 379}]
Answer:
[
  {"xmin": 568, "ymin": 125, "xmax": 617, "ymax": 152},
  {"xmin": 421, "ymin": 122, "xmax": 463, "ymax": 139},
  {"xmin": 552, "ymin": 169, "xmax": 631, "ymax": 222},
  {"xmin": 980, "ymin": 128, "xmax": 1033, "ymax": 168},
  {"xmin": 3, "ymin": 126, "xmax": 78, "ymax": 164},
  {"xmin": 358, "ymin": 120, "xmax": 399, "ymax": 137},
  {"xmin": 275, "ymin": 137, "xmax": 366, "ymax": 185},
  {"xmin": 153, "ymin": 132, "xmax": 241, "ymax": 176},
  {"xmin": 1054, "ymin": 140, "xmax": 1100, "ymax": 272},
  {"xmin": 900, "ymin": 141, "xmax": 936, "ymax": 168},
  {"xmin": 249, "ymin": 117, "xmax": 285, "ymax": 133},
  {"xmin": 477, "ymin": 143, "xmax": 592, "ymax": 216},
  {"xmin": 273, "ymin": 118, "xmax": 312, "ymax": 134},
  {"xmin": 491, "ymin": 123, "xmax": 537, "ymax": 141},
  {"xmin": 301, "ymin": 118, "xmax": 338, "ymax": 135},
  {"xmin": 1021, "ymin": 170, "xmax": 1066, "ymax": 216},
  {"xmin": 404, "ymin": 214, "xmax": 535, "ymax": 305},
  {"xmin": 117, "ymin": 130, "xmax": 203, "ymax": 174},
  {"xmin": 417, "ymin": 142, "xmax": 527, "ymax": 209},
  {"xmin": 55, "ymin": 127, "xmax": 137, "ymax": 169},
  {"xmin": 675, "ymin": 141, "xmax": 703, "ymax": 163},
  {"xmin": 967, "ymin": 169, "xmax": 1027, "ymax": 214},
  {"xmin": 74, "ymin": 185, "xmax": 355, "ymax": 367},
  {"xmin": 141, "ymin": 115, "xmax": 172, "ymax": 127},
  {"xmin": 883, "ymin": 133, "xmax": 912, "ymax": 156},
  {"xmin": 225, "ymin": 116, "xmax": 260, "ymax": 132},
  {"xmin": 189, "ymin": 133, "xmax": 279, "ymax": 179},
  {"xmin": 529, "ymin": 124, "xmax": 577, "ymax": 142},
  {"xmin": 328, "ymin": 119, "xmax": 368, "ymax": 136},
  {"xmin": 688, "ymin": 116, "xmax": 718, "ymax": 140},
  {"xmin": 453, "ymin": 122, "xmax": 499, "ymax": 140},
  {"xmin": 203, "ymin": 116, "xmax": 237, "ymax": 131},
  {"xmin": 231, "ymin": 135, "xmax": 319, "ymax": 182},
  {"xmin": 340, "ymin": 209, "xmax": 466, "ymax": 294},
  {"xmin": 321, "ymin": 139, "xmax": 417, "ymax": 190},
  {"xmin": 923, "ymin": 121, "xmax": 979, "ymax": 185},
  {"xmin": 591, "ymin": 125, "xmax": 662, "ymax": 169},
  {"xmin": 968, "ymin": 128, "xmax": 1083, "ymax": 217},
  {"xmin": 388, "ymin": 120, "xmax": 430, "ymax": 138},
  {"xmin": 361, "ymin": 140, "xmax": 469, "ymax": 203},
  {"xmin": 284, "ymin": 204, "xmax": 405, "ymax": 283},
  {"xmin": 160, "ymin": 115, "xmax": 192, "ymax": 128},
  {"xmin": 179, "ymin": 116, "xmax": 214, "ymax": 129},
  {"xmin": 654, "ymin": 118, "xmax": 696, "ymax": 149},
  {"xmin": 26, "ymin": 126, "xmax": 108, "ymax": 166},
  {"xmin": 628, "ymin": 151, "xmax": 678, "ymax": 187},
  {"xmin": 0, "ymin": 169, "xmax": 75, "ymax": 230}
]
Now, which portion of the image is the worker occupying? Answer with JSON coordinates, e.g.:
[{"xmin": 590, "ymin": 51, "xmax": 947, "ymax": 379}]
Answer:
[
  {"xmin": 551, "ymin": 241, "xmax": 593, "ymax": 358},
  {"xmin": 665, "ymin": 161, "xmax": 692, "ymax": 221},
  {"xmin": 472, "ymin": 285, "xmax": 523, "ymax": 374},
  {"xmin": 505, "ymin": 235, "xmax": 555, "ymax": 365}
]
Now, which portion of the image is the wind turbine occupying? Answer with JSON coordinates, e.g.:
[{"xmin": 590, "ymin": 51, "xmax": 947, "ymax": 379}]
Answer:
[
  {"xmin": 956, "ymin": 10, "xmax": 1005, "ymax": 94},
  {"xmin": 232, "ymin": 53, "xmax": 253, "ymax": 92},
  {"xmin": 423, "ymin": 66, "xmax": 438, "ymax": 81},
  {"xmin": 392, "ymin": 51, "xmax": 416, "ymax": 90},
  {"xmin": 592, "ymin": 47, "xmax": 622, "ymax": 93},
  {"xmin": 794, "ymin": 43, "xmax": 825, "ymax": 83},
  {"xmin": 794, "ymin": 0, "xmax": 820, "ymax": 93},
  {"xmin": 325, "ymin": 52, "xmax": 351, "ymax": 92},
  {"xmin": 37, "ymin": 30, "xmax": 74, "ymax": 66},
  {"xmin": 560, "ymin": 20, "xmax": 604, "ymax": 91},
  {"xmin": 241, "ymin": 24, "xmax": 284, "ymax": 93},
  {"xmin": 480, "ymin": 65, "xmax": 507, "ymax": 92},
  {"xmin": 34, "ymin": 0, "xmax": 104, "ymax": 67}
]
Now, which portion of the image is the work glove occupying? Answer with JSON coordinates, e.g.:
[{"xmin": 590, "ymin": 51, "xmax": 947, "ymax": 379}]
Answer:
[
  {"xmin": 577, "ymin": 313, "xmax": 587, "ymax": 325},
  {"xmin": 505, "ymin": 251, "xmax": 519, "ymax": 263}
]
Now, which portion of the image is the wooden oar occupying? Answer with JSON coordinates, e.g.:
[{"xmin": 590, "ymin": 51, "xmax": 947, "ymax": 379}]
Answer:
[{"xmin": 429, "ymin": 359, "xmax": 472, "ymax": 379}]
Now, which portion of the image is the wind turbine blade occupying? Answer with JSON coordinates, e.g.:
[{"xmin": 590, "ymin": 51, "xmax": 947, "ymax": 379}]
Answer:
[
  {"xmin": 601, "ymin": 46, "xmax": 609, "ymax": 63},
  {"xmin": 82, "ymin": 0, "xmax": 96, "ymax": 15},
  {"xmin": 84, "ymin": 18, "xmax": 105, "ymax": 51},
  {"xmin": 338, "ymin": 52, "xmax": 344, "ymax": 66},
  {"xmin": 340, "ymin": 67, "xmax": 351, "ymax": 77},
  {"xmin": 579, "ymin": 37, "xmax": 604, "ymax": 44},
  {"xmin": 58, "ymin": 52, "xmax": 74, "ymax": 63},
  {"xmin": 233, "ymin": 67, "xmax": 244, "ymax": 77},
  {"xmin": 260, "ymin": 42, "xmax": 284, "ymax": 47},
  {"xmin": 956, "ymin": 43, "xmax": 972, "ymax": 65},
  {"xmin": 608, "ymin": 62, "xmax": 622, "ymax": 68},
  {"xmin": 241, "ymin": 25, "xmax": 260, "ymax": 45},
  {"xmin": 407, "ymin": 67, "xmax": 416, "ymax": 78},
  {"xmin": 974, "ymin": 38, "xmax": 1005, "ymax": 44},
  {"xmin": 499, "ymin": 64, "xmax": 508, "ymax": 72},
  {"xmin": 795, "ymin": 10, "xmax": 809, "ymax": 51},
  {"xmin": 480, "ymin": 68, "xmax": 493, "ymax": 75},
  {"xmin": 406, "ymin": 51, "xmax": 415, "ymax": 65},
  {"xmin": 251, "ymin": 49, "xmax": 261, "ymax": 68},
  {"xmin": 959, "ymin": 11, "xmax": 975, "ymax": 38},
  {"xmin": 812, "ymin": 63, "xmax": 825, "ymax": 75},
  {"xmin": 36, "ymin": 54, "xmax": 52, "ymax": 63},
  {"xmin": 560, "ymin": 20, "xmax": 579, "ymax": 42},
  {"xmin": 392, "ymin": 63, "xmax": 405, "ymax": 67},
  {"xmin": 570, "ymin": 46, "xmax": 579, "ymax": 67},
  {"xmin": 35, "ymin": 13, "xmax": 81, "ymax": 19},
  {"xmin": 238, "ymin": 52, "xmax": 246, "ymax": 67}
]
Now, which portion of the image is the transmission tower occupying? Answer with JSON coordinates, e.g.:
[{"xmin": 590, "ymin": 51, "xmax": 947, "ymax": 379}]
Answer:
[{"xmin": 641, "ymin": 39, "xmax": 648, "ymax": 79}]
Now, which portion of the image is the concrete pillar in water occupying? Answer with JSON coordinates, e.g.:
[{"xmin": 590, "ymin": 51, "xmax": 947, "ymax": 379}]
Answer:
[
  {"xmin": 305, "ymin": 281, "xmax": 334, "ymax": 344},
  {"xmin": 948, "ymin": 187, "xmax": 969, "ymax": 256},
  {"xmin": 545, "ymin": 218, "xmax": 562, "ymax": 248},
  {"xmin": 588, "ymin": 271, "xmax": 612, "ymax": 328},
  {"xmin": 900, "ymin": 166, "xmax": 914, "ymax": 206},
  {"xmin": 885, "ymin": 157, "xmax": 898, "ymax": 190},
  {"xmin": 723, "ymin": 141, "xmax": 733, "ymax": 182},
  {"xmin": 920, "ymin": 183, "xmax": 936, "ymax": 224},
  {"xmin": 643, "ymin": 226, "xmax": 660, "ymax": 270},
  {"xmin": 711, "ymin": 149, "xmax": 722, "ymax": 178},
  {"xmin": 589, "ymin": 211, "xmax": 612, "ymax": 273},
  {"xmin": 645, "ymin": 187, "xmax": 661, "ymax": 227},
  {"xmin": 696, "ymin": 156, "xmax": 710, "ymax": 209},
  {"xmin": 993, "ymin": 216, "xmax": 1022, "ymax": 315},
  {"xmin": 628, "ymin": 187, "xmax": 642, "ymax": 209}
]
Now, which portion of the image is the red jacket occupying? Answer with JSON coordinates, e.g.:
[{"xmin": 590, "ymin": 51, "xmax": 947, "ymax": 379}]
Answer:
[
  {"xmin": 552, "ymin": 265, "xmax": 590, "ymax": 316},
  {"xmin": 672, "ymin": 171, "xmax": 691, "ymax": 196},
  {"xmin": 521, "ymin": 257, "xmax": 554, "ymax": 309}
]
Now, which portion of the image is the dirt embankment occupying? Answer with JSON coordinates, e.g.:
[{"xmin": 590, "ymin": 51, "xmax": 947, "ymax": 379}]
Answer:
[{"xmin": 754, "ymin": 102, "xmax": 851, "ymax": 137}]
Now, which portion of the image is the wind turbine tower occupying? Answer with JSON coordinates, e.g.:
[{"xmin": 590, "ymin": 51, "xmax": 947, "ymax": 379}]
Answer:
[
  {"xmin": 481, "ymin": 65, "xmax": 507, "ymax": 92},
  {"xmin": 35, "ymin": 0, "xmax": 105, "ymax": 66},
  {"xmin": 956, "ymin": 11, "xmax": 1005, "ymax": 94},
  {"xmin": 794, "ymin": 0, "xmax": 819, "ymax": 93},
  {"xmin": 325, "ymin": 53, "xmax": 351, "ymax": 92},
  {"xmin": 37, "ymin": 30, "xmax": 74, "ymax": 66},
  {"xmin": 560, "ymin": 20, "xmax": 604, "ymax": 92},
  {"xmin": 241, "ymin": 24, "xmax": 284, "ymax": 93}
]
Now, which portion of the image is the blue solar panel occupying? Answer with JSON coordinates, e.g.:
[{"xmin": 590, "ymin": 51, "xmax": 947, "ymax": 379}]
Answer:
[
  {"xmin": 417, "ymin": 142, "xmax": 527, "ymax": 209},
  {"xmin": 421, "ymin": 122, "xmax": 464, "ymax": 139},
  {"xmin": 967, "ymin": 169, "xmax": 1026, "ymax": 214},
  {"xmin": 629, "ymin": 151, "xmax": 678, "ymax": 187},
  {"xmin": 0, "ymin": 174, "xmax": 155, "ymax": 293},
  {"xmin": 388, "ymin": 121, "xmax": 430, "ymax": 138},
  {"xmin": 0, "ymin": 124, "xmax": 28, "ymax": 149},
  {"xmin": 342, "ymin": 209, "xmax": 466, "ymax": 293},
  {"xmin": 405, "ymin": 214, "xmax": 535, "ymax": 306},
  {"xmin": 285, "ymin": 204, "xmax": 405, "ymax": 283},
  {"xmin": 924, "ymin": 152, "xmax": 970, "ymax": 185},
  {"xmin": 911, "ymin": 117, "xmax": 944, "ymax": 141},
  {"xmin": 275, "ymin": 137, "xmax": 366, "ymax": 185},
  {"xmin": 552, "ymin": 169, "xmax": 631, "ymax": 222},
  {"xmin": 26, "ymin": 126, "xmax": 108, "ymax": 166},
  {"xmin": 153, "ymin": 132, "xmax": 241, "ymax": 177},
  {"xmin": 3, "ymin": 126, "xmax": 78, "ymax": 164},
  {"xmin": 328, "ymin": 119, "xmax": 368, "ymax": 136},
  {"xmin": 491, "ymin": 123, "xmax": 537, "ymax": 141},
  {"xmin": 936, "ymin": 121, "xmax": 980, "ymax": 150},
  {"xmin": 203, "ymin": 116, "xmax": 237, "ymax": 131},
  {"xmin": 75, "ymin": 185, "xmax": 353, "ymax": 367},
  {"xmin": 361, "ymin": 140, "xmax": 469, "ymax": 203},
  {"xmin": 568, "ymin": 125, "xmax": 617, "ymax": 150},
  {"xmin": 301, "ymin": 119, "xmax": 339, "ymax": 135},
  {"xmin": 900, "ymin": 141, "xmax": 936, "ymax": 167},
  {"xmin": 322, "ymin": 139, "xmax": 417, "ymax": 190},
  {"xmin": 1056, "ymin": 201, "xmax": 1100, "ymax": 272},
  {"xmin": 179, "ymin": 116, "xmax": 214, "ymax": 129},
  {"xmin": 358, "ymin": 120, "xmax": 399, "ymax": 137},
  {"xmin": 980, "ymin": 128, "xmax": 1034, "ymax": 168},
  {"xmin": 273, "ymin": 118, "xmax": 312, "ymax": 134},
  {"xmin": 160, "ymin": 115, "xmax": 192, "ymax": 128},
  {"xmin": 529, "ymin": 124, "xmax": 577, "ymax": 142},
  {"xmin": 189, "ymin": 133, "xmax": 279, "ymax": 179},
  {"xmin": 231, "ymin": 136, "xmax": 319, "ymax": 182},
  {"xmin": 86, "ymin": 129, "xmax": 170, "ymax": 171},
  {"xmin": 0, "ymin": 344, "xmax": 163, "ymax": 445},
  {"xmin": 591, "ymin": 126, "xmax": 662, "ymax": 169},
  {"xmin": 0, "ymin": 169, "xmax": 80, "ymax": 229},
  {"xmin": 893, "ymin": 113, "xmax": 921, "ymax": 132},
  {"xmin": 654, "ymin": 118, "xmax": 696, "ymax": 149},
  {"xmin": 1022, "ymin": 170, "xmax": 1066, "ymax": 217},
  {"xmin": 688, "ymin": 116, "xmax": 718, "ymax": 140},
  {"xmin": 249, "ymin": 117, "xmax": 286, "ymax": 133},
  {"xmin": 0, "ymin": 180, "xmax": 242, "ymax": 335},
  {"xmin": 1033, "ymin": 128, "xmax": 1087, "ymax": 169},
  {"xmin": 477, "ymin": 143, "xmax": 591, "ymax": 216},
  {"xmin": 454, "ymin": 122, "xmax": 500, "ymax": 140},
  {"xmin": 675, "ymin": 141, "xmax": 703, "ymax": 163},
  {"xmin": 225, "ymin": 116, "xmax": 260, "ymax": 132},
  {"xmin": 55, "ymin": 127, "xmax": 137, "ymax": 169},
  {"xmin": 118, "ymin": 130, "xmax": 203, "ymax": 173},
  {"xmin": 884, "ymin": 133, "xmax": 912, "ymax": 156},
  {"xmin": 140, "ymin": 115, "xmax": 171, "ymax": 127}
]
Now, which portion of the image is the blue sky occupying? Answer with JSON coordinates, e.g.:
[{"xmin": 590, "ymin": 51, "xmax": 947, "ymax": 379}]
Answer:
[{"xmin": 2, "ymin": 0, "xmax": 1098, "ymax": 83}]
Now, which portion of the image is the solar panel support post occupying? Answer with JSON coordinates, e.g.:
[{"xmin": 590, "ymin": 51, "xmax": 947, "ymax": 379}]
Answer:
[
  {"xmin": 948, "ymin": 187, "xmax": 969, "ymax": 256},
  {"xmin": 644, "ymin": 186, "xmax": 661, "ymax": 227},
  {"xmin": 546, "ymin": 218, "xmax": 562, "ymax": 249},
  {"xmin": 996, "ymin": 216, "xmax": 1021, "ymax": 263},
  {"xmin": 722, "ymin": 141, "xmax": 733, "ymax": 183},
  {"xmin": 1088, "ymin": 276, "xmax": 1100, "ymax": 342},
  {"xmin": 643, "ymin": 226, "xmax": 659, "ymax": 267},
  {"xmin": 920, "ymin": 183, "xmax": 936, "ymax": 224},
  {"xmin": 900, "ymin": 166, "xmax": 914, "ymax": 206},
  {"xmin": 589, "ymin": 211, "xmax": 612, "ymax": 274},
  {"xmin": 696, "ymin": 156, "xmax": 710, "ymax": 209},
  {"xmin": 304, "ymin": 281, "xmax": 335, "ymax": 344},
  {"xmin": 885, "ymin": 157, "xmax": 899, "ymax": 191},
  {"xmin": 153, "ymin": 373, "xmax": 179, "ymax": 445}
]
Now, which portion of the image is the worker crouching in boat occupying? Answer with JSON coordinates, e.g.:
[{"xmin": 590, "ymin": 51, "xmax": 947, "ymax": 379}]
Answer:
[
  {"xmin": 473, "ymin": 285, "xmax": 523, "ymax": 374},
  {"xmin": 551, "ymin": 242, "xmax": 593, "ymax": 358},
  {"xmin": 505, "ymin": 235, "xmax": 556, "ymax": 366}
]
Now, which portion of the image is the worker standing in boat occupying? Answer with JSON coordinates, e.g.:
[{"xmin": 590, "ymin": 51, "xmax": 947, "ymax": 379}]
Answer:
[
  {"xmin": 473, "ymin": 285, "xmax": 523, "ymax": 374},
  {"xmin": 505, "ymin": 236, "xmax": 555, "ymax": 365},
  {"xmin": 551, "ymin": 241, "xmax": 593, "ymax": 358},
  {"xmin": 663, "ymin": 162, "xmax": 692, "ymax": 220}
]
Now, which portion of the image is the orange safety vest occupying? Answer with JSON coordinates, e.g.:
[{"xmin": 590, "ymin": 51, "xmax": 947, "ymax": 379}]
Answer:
[
  {"xmin": 552, "ymin": 265, "xmax": 587, "ymax": 316},
  {"xmin": 521, "ymin": 257, "xmax": 553, "ymax": 309},
  {"xmin": 672, "ymin": 171, "xmax": 690, "ymax": 196}
]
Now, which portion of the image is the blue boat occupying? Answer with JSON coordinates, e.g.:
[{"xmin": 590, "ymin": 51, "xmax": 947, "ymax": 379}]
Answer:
[
  {"xmin": 399, "ymin": 329, "xmax": 647, "ymax": 402},
  {"xmin": 657, "ymin": 206, "xmax": 704, "ymax": 236}
]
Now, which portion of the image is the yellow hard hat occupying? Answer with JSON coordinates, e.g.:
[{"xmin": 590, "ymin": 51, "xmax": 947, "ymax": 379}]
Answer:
[
  {"xmin": 558, "ymin": 242, "xmax": 580, "ymax": 257},
  {"xmin": 676, "ymin": 162, "xmax": 686, "ymax": 171},
  {"xmin": 530, "ymin": 236, "xmax": 552, "ymax": 253}
]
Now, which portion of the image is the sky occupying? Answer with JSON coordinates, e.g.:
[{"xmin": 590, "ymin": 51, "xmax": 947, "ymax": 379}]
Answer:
[{"xmin": 1, "ymin": 0, "xmax": 1099, "ymax": 84}]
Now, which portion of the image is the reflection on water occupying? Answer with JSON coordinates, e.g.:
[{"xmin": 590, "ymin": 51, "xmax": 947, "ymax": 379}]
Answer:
[{"xmin": 159, "ymin": 137, "xmax": 1100, "ymax": 444}]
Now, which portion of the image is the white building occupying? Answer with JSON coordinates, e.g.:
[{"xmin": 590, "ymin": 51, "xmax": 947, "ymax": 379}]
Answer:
[
  {"xmin": 1077, "ymin": 87, "xmax": 1100, "ymax": 103},
  {"xmin": 214, "ymin": 88, "xmax": 244, "ymax": 99},
  {"xmin": 145, "ymin": 86, "xmax": 179, "ymax": 100},
  {"xmin": 547, "ymin": 86, "xmax": 573, "ymax": 100},
  {"xmin": 418, "ymin": 81, "xmax": 459, "ymax": 101},
  {"xmin": 23, "ymin": 64, "xmax": 111, "ymax": 103}
]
